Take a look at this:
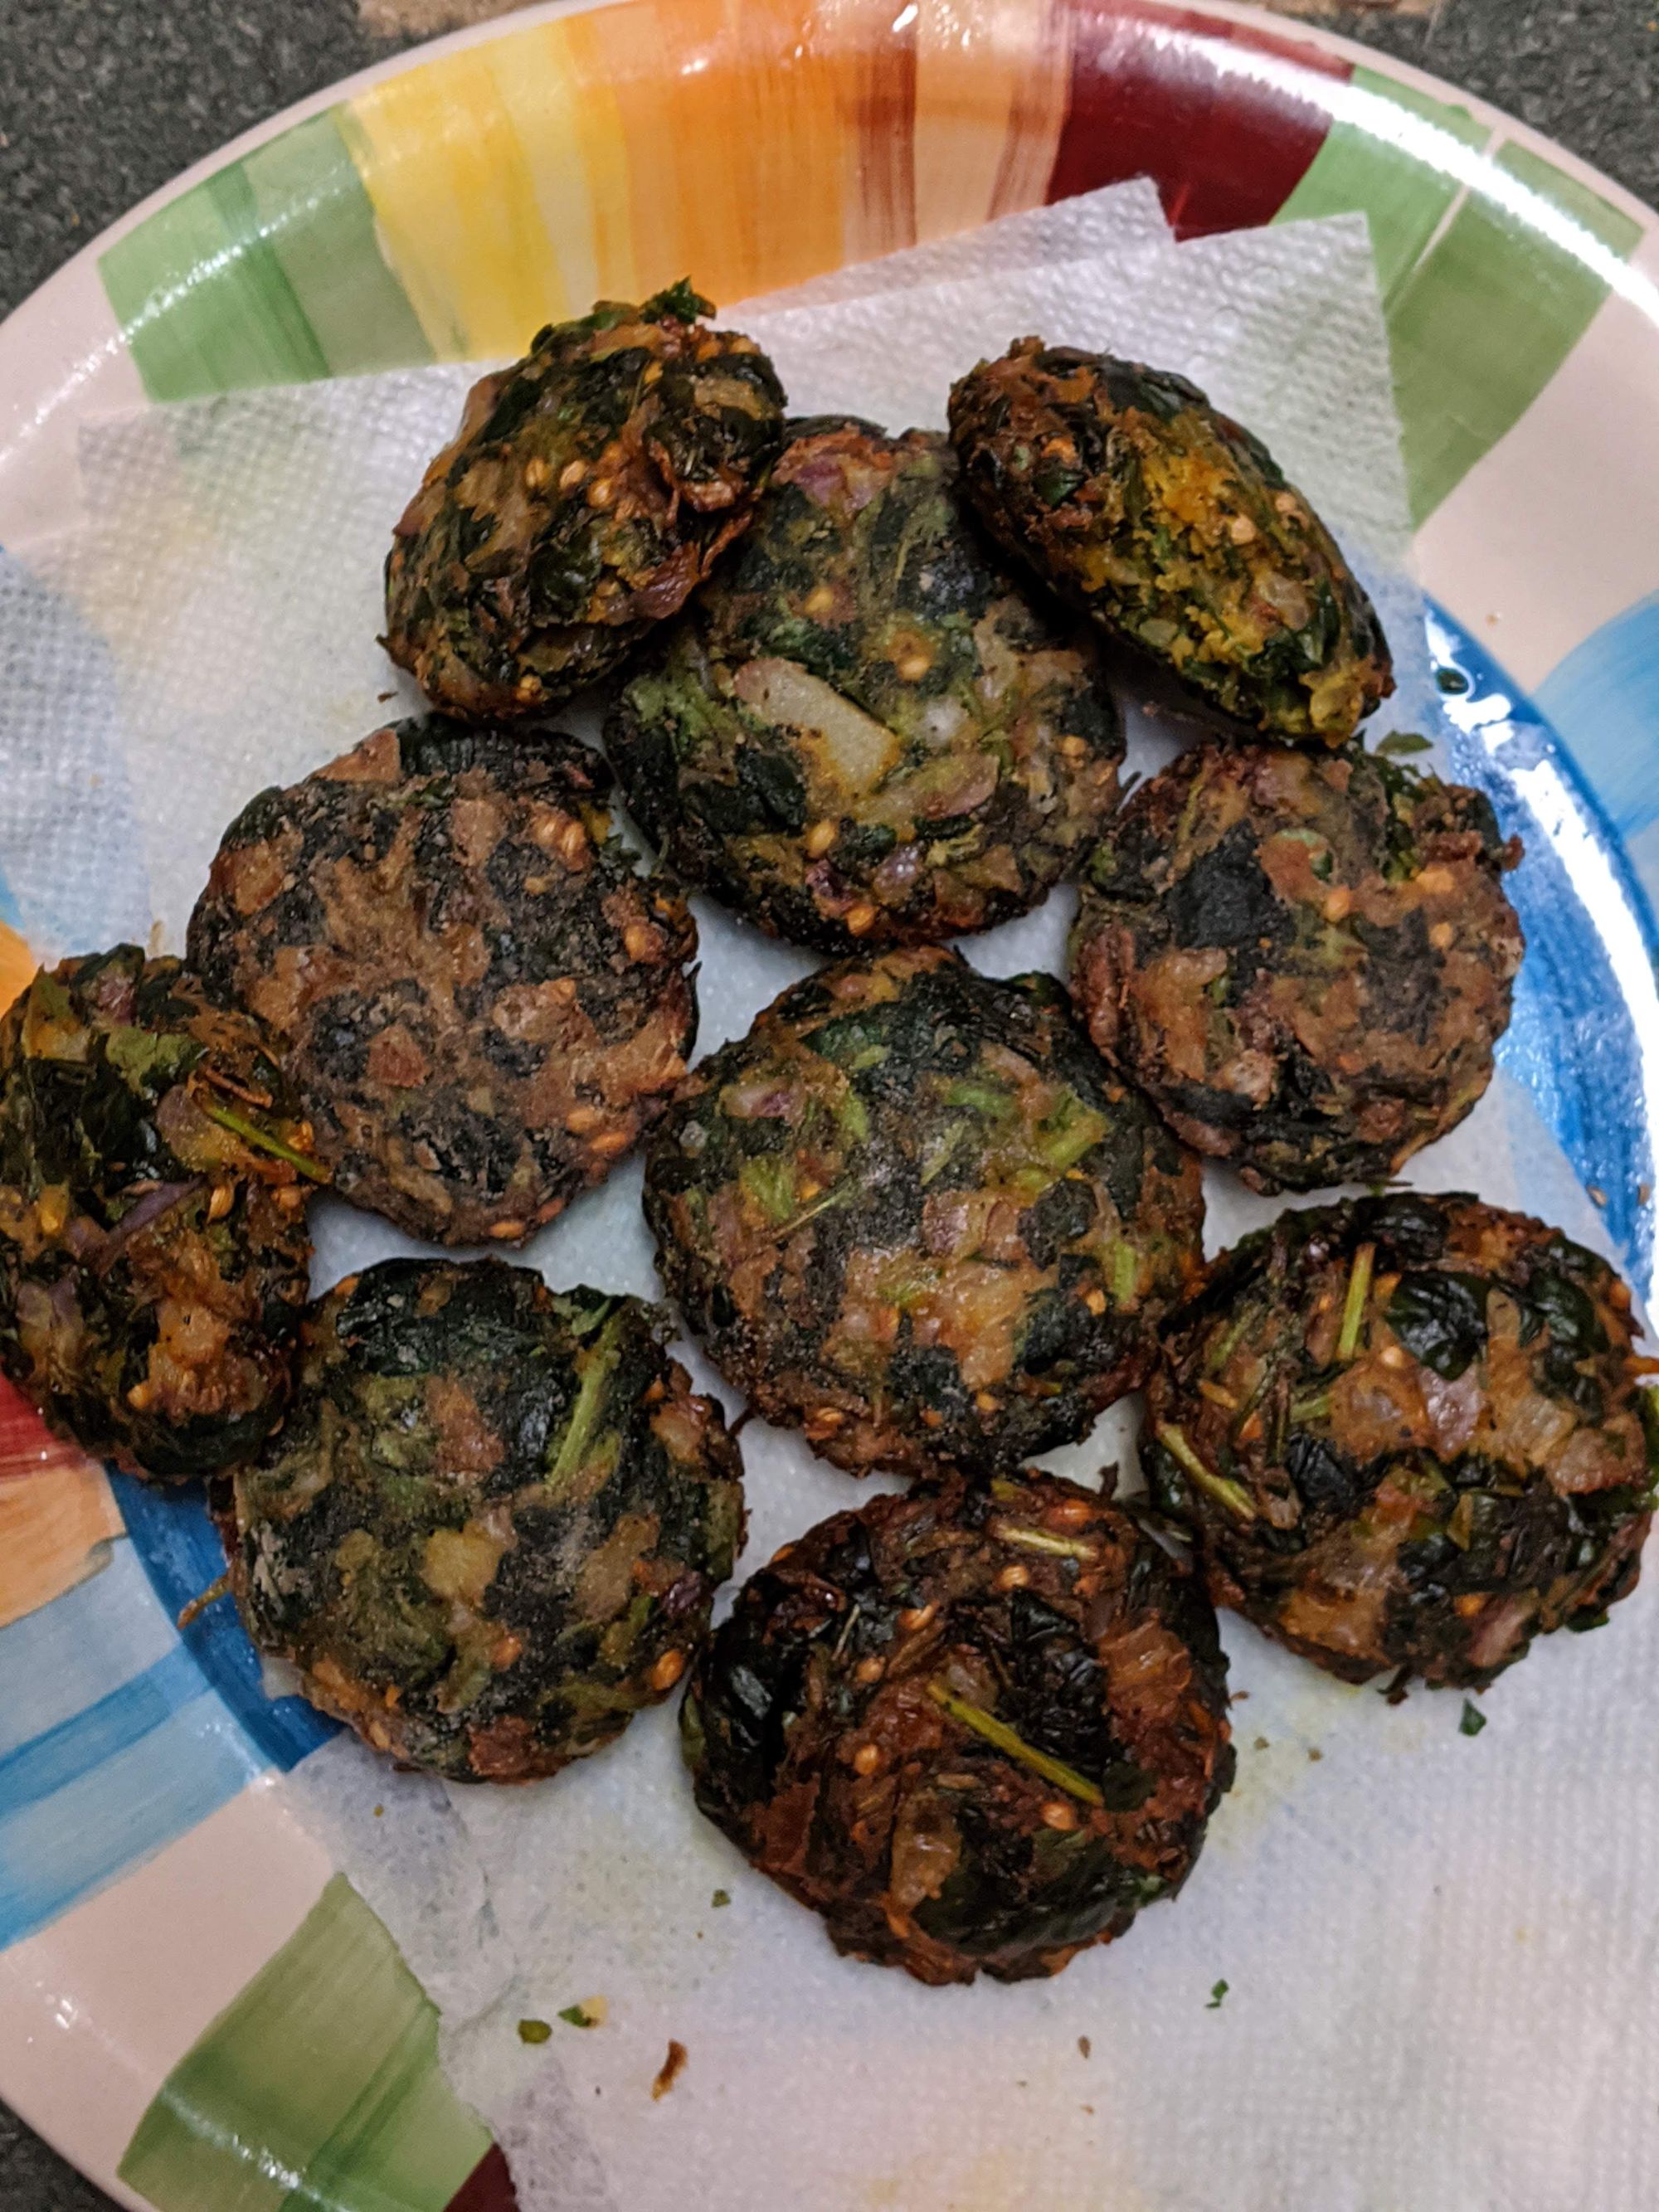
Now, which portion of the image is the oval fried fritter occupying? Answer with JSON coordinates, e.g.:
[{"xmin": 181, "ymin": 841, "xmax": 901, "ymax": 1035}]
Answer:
[
  {"xmin": 384, "ymin": 281, "xmax": 786, "ymax": 717},
  {"xmin": 1070, "ymin": 743, "xmax": 1524, "ymax": 1192},
  {"xmin": 227, "ymin": 1257, "xmax": 746, "ymax": 1782},
  {"xmin": 187, "ymin": 719, "xmax": 696, "ymax": 1247},
  {"xmin": 644, "ymin": 946, "xmax": 1204, "ymax": 1479},
  {"xmin": 606, "ymin": 421, "xmax": 1122, "ymax": 952},
  {"xmin": 0, "ymin": 948, "xmax": 317, "ymax": 1480},
  {"xmin": 684, "ymin": 1473, "xmax": 1234, "ymax": 1984},
  {"xmin": 1142, "ymin": 1193, "xmax": 1656, "ymax": 1689},
  {"xmin": 948, "ymin": 342, "xmax": 1393, "ymax": 745}
]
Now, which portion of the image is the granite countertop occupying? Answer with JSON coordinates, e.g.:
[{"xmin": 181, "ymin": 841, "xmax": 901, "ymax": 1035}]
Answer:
[{"xmin": 1, "ymin": 0, "xmax": 1653, "ymax": 2204}]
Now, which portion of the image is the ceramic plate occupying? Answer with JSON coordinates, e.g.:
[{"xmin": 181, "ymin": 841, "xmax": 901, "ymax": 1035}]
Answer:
[{"xmin": 2, "ymin": 3, "xmax": 1659, "ymax": 2206}]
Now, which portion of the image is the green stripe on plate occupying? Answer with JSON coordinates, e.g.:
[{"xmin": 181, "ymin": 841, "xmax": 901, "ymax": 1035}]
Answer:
[
  {"xmin": 1389, "ymin": 141, "xmax": 1642, "ymax": 525},
  {"xmin": 117, "ymin": 1874, "xmax": 493, "ymax": 2212},
  {"xmin": 100, "ymin": 113, "xmax": 433, "ymax": 402},
  {"xmin": 1277, "ymin": 66, "xmax": 1490, "ymax": 298}
]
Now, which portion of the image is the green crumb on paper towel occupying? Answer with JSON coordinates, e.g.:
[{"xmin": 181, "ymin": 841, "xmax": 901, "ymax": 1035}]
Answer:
[
  {"xmin": 1460, "ymin": 1700, "xmax": 1487, "ymax": 1736},
  {"xmin": 712, "ymin": 1889, "xmax": 731, "ymax": 1908},
  {"xmin": 518, "ymin": 2019, "xmax": 552, "ymax": 2045},
  {"xmin": 559, "ymin": 1998, "xmax": 608, "ymax": 2028},
  {"xmin": 1208, "ymin": 1980, "xmax": 1228, "ymax": 2010},
  {"xmin": 1375, "ymin": 731, "xmax": 1433, "ymax": 756}
]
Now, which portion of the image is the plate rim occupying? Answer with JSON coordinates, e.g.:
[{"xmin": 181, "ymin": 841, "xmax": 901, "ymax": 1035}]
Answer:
[{"xmin": 2, "ymin": 2, "xmax": 1658, "ymax": 2205}]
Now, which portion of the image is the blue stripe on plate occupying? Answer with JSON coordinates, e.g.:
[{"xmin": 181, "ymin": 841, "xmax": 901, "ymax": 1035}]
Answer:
[
  {"xmin": 0, "ymin": 1643, "xmax": 203, "ymax": 1816},
  {"xmin": 0, "ymin": 1689, "xmax": 265, "ymax": 1946},
  {"xmin": 0, "ymin": 1480, "xmax": 332, "ymax": 1950},
  {"xmin": 0, "ymin": 1541, "xmax": 175, "ymax": 1761},
  {"xmin": 110, "ymin": 1476, "xmax": 338, "ymax": 1773},
  {"xmin": 1535, "ymin": 593, "xmax": 1659, "ymax": 846},
  {"xmin": 1429, "ymin": 598, "xmax": 1659, "ymax": 1296}
]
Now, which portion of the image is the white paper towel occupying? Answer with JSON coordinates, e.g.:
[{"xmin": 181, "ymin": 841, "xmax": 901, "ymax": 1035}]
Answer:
[{"xmin": 2, "ymin": 192, "xmax": 1653, "ymax": 2211}]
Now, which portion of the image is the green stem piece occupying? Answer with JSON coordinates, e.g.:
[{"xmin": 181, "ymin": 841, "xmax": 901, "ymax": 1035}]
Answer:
[
  {"xmin": 926, "ymin": 1680, "xmax": 1103, "ymax": 1807},
  {"xmin": 1155, "ymin": 1423, "xmax": 1258, "ymax": 1524},
  {"xmin": 198, "ymin": 1096, "xmax": 329, "ymax": 1184},
  {"xmin": 989, "ymin": 1519, "xmax": 1099, "ymax": 1562},
  {"xmin": 1336, "ymin": 1242, "xmax": 1375, "ymax": 1363}
]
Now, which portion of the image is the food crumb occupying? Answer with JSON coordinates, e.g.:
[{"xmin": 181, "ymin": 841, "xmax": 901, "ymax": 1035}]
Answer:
[
  {"xmin": 652, "ymin": 2039, "xmax": 688, "ymax": 2099},
  {"xmin": 559, "ymin": 1997, "xmax": 608, "ymax": 2029},
  {"xmin": 518, "ymin": 2019, "xmax": 552, "ymax": 2044},
  {"xmin": 1229, "ymin": 1689, "xmax": 1249, "ymax": 1704},
  {"xmin": 1207, "ymin": 1980, "xmax": 1228, "ymax": 2010},
  {"xmin": 711, "ymin": 1889, "xmax": 731, "ymax": 1908},
  {"xmin": 1640, "ymin": 1183, "xmax": 1652, "ymax": 1206},
  {"xmin": 1460, "ymin": 1699, "xmax": 1487, "ymax": 1737},
  {"xmin": 1253, "ymin": 1736, "xmax": 1270, "ymax": 1752},
  {"xmin": 1307, "ymin": 1748, "xmax": 1323, "ymax": 1762},
  {"xmin": 1589, "ymin": 1185, "xmax": 1608, "ymax": 1208},
  {"xmin": 1078, "ymin": 2036, "xmax": 1091, "ymax": 2059},
  {"xmin": 373, "ymin": 1805, "xmax": 384, "ymax": 1818}
]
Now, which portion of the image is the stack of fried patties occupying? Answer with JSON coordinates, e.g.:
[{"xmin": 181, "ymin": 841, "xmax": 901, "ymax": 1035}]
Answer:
[{"xmin": 2, "ymin": 281, "xmax": 1648, "ymax": 1992}]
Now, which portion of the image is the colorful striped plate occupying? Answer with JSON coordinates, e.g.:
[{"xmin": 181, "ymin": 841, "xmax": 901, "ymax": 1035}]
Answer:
[{"xmin": 1, "ymin": 2, "xmax": 1657, "ymax": 2205}]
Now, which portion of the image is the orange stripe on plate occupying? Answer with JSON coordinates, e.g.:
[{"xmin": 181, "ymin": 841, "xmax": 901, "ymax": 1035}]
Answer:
[
  {"xmin": 912, "ymin": 0, "xmax": 1068, "ymax": 241},
  {"xmin": 0, "ymin": 923, "xmax": 36, "ymax": 1018},
  {"xmin": 988, "ymin": 0, "xmax": 1074, "ymax": 223},
  {"xmin": 572, "ymin": 0, "xmax": 859, "ymax": 306}
]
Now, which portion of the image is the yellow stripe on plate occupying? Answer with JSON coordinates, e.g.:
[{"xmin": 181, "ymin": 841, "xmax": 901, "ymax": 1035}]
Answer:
[{"xmin": 341, "ymin": 37, "xmax": 577, "ymax": 357}]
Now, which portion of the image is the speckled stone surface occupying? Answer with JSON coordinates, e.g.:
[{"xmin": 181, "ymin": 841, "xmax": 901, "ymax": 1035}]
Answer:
[{"xmin": 0, "ymin": 2, "xmax": 1652, "ymax": 2204}]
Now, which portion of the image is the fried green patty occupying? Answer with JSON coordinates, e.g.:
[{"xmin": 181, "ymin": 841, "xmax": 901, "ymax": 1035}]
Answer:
[
  {"xmin": 188, "ymin": 719, "xmax": 696, "ymax": 1247},
  {"xmin": 0, "ymin": 948, "xmax": 317, "ymax": 1480},
  {"xmin": 384, "ymin": 281, "xmax": 785, "ymax": 717},
  {"xmin": 684, "ymin": 1472, "xmax": 1234, "ymax": 1984},
  {"xmin": 1142, "ymin": 1193, "xmax": 1656, "ymax": 1689},
  {"xmin": 227, "ymin": 1257, "xmax": 745, "ymax": 1782},
  {"xmin": 606, "ymin": 419, "xmax": 1121, "ymax": 951},
  {"xmin": 644, "ymin": 946, "xmax": 1204, "ymax": 1479},
  {"xmin": 1070, "ymin": 742, "xmax": 1524, "ymax": 1192},
  {"xmin": 948, "ymin": 342, "xmax": 1392, "ymax": 745}
]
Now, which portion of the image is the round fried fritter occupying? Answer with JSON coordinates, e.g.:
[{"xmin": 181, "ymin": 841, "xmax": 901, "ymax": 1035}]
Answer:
[
  {"xmin": 384, "ymin": 281, "xmax": 786, "ymax": 717},
  {"xmin": 1142, "ymin": 1193, "xmax": 1656, "ymax": 1689},
  {"xmin": 0, "ymin": 948, "xmax": 317, "ymax": 1480},
  {"xmin": 606, "ymin": 420, "xmax": 1122, "ymax": 952},
  {"xmin": 187, "ymin": 719, "xmax": 696, "ymax": 1247},
  {"xmin": 226, "ymin": 1257, "xmax": 745, "ymax": 1782},
  {"xmin": 1070, "ymin": 743, "xmax": 1525, "ymax": 1193},
  {"xmin": 683, "ymin": 1473, "xmax": 1234, "ymax": 1985},
  {"xmin": 947, "ymin": 342, "xmax": 1393, "ymax": 746},
  {"xmin": 644, "ymin": 946, "xmax": 1204, "ymax": 1479}
]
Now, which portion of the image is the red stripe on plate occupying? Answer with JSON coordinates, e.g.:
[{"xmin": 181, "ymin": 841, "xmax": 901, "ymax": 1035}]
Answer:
[
  {"xmin": 1048, "ymin": 0, "xmax": 1349, "ymax": 236},
  {"xmin": 447, "ymin": 2144, "xmax": 522, "ymax": 2212},
  {"xmin": 0, "ymin": 1376, "xmax": 82, "ymax": 1482}
]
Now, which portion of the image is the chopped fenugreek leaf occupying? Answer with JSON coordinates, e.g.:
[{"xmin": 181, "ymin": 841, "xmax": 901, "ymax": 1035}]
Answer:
[
  {"xmin": 518, "ymin": 2018, "xmax": 553, "ymax": 2044},
  {"xmin": 1459, "ymin": 1699, "xmax": 1487, "ymax": 1737},
  {"xmin": 1207, "ymin": 1980, "xmax": 1228, "ymax": 2009}
]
